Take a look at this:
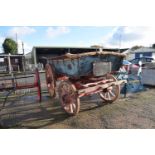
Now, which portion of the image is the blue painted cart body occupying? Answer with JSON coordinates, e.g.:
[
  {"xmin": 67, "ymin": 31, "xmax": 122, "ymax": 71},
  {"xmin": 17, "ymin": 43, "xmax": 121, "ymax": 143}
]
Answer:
[{"xmin": 47, "ymin": 51, "xmax": 125, "ymax": 78}]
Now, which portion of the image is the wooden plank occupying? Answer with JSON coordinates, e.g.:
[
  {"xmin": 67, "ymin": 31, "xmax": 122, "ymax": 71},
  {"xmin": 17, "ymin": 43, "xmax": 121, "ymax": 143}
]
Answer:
[
  {"xmin": 47, "ymin": 51, "xmax": 126, "ymax": 60},
  {"xmin": 78, "ymin": 80, "xmax": 126, "ymax": 95}
]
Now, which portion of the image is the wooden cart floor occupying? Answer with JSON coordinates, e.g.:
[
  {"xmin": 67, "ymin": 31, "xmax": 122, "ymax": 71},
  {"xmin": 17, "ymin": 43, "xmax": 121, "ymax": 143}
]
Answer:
[{"xmin": 1, "ymin": 88, "xmax": 155, "ymax": 129}]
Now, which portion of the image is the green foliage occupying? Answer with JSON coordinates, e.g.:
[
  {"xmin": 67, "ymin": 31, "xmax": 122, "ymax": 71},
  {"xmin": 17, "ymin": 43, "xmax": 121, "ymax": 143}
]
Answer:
[
  {"xmin": 91, "ymin": 45, "xmax": 104, "ymax": 48},
  {"xmin": 2, "ymin": 38, "xmax": 17, "ymax": 54},
  {"xmin": 131, "ymin": 45, "xmax": 143, "ymax": 50}
]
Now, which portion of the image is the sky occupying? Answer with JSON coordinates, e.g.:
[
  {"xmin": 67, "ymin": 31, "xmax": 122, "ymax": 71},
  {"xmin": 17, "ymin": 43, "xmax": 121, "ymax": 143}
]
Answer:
[{"xmin": 1, "ymin": 26, "xmax": 155, "ymax": 54}]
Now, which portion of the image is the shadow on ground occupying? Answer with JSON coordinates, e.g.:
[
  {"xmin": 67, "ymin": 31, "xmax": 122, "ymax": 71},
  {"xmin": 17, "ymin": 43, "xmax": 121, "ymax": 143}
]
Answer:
[
  {"xmin": 1, "ymin": 89, "xmax": 155, "ymax": 129},
  {"xmin": 0, "ymin": 95, "xmax": 105, "ymax": 128}
]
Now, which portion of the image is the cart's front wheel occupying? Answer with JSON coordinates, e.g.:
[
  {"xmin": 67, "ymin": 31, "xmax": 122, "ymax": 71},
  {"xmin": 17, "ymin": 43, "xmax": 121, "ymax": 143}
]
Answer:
[
  {"xmin": 99, "ymin": 74, "xmax": 120, "ymax": 103},
  {"xmin": 58, "ymin": 81, "xmax": 80, "ymax": 115},
  {"xmin": 45, "ymin": 64, "xmax": 56, "ymax": 97}
]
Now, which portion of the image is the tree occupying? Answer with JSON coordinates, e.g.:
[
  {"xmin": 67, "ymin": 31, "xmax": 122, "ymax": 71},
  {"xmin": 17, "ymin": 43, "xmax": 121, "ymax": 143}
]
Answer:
[
  {"xmin": 131, "ymin": 45, "xmax": 143, "ymax": 51},
  {"xmin": 91, "ymin": 45, "xmax": 104, "ymax": 48},
  {"xmin": 2, "ymin": 38, "xmax": 18, "ymax": 54}
]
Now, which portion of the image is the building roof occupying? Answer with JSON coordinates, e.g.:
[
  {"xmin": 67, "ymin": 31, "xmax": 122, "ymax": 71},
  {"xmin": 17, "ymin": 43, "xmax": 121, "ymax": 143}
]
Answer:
[
  {"xmin": 123, "ymin": 48, "xmax": 133, "ymax": 54},
  {"xmin": 123, "ymin": 47, "xmax": 155, "ymax": 55},
  {"xmin": 132, "ymin": 47, "xmax": 155, "ymax": 53},
  {"xmin": 0, "ymin": 53, "xmax": 24, "ymax": 57},
  {"xmin": 33, "ymin": 46, "xmax": 97, "ymax": 49},
  {"xmin": 32, "ymin": 46, "xmax": 128, "ymax": 53}
]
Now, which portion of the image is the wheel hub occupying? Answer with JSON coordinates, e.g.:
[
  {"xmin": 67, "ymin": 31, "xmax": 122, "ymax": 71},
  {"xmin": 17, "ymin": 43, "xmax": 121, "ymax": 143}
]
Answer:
[
  {"xmin": 62, "ymin": 94, "xmax": 73, "ymax": 104},
  {"xmin": 46, "ymin": 77, "xmax": 52, "ymax": 84}
]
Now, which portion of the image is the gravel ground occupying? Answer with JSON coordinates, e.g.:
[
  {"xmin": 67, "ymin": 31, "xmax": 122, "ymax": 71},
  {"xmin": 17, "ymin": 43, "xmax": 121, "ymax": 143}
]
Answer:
[{"xmin": 0, "ymin": 87, "xmax": 155, "ymax": 129}]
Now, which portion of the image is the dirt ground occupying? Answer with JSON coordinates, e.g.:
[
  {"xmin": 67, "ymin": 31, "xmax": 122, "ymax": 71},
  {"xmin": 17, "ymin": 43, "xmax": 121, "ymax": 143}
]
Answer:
[{"xmin": 0, "ymin": 87, "xmax": 155, "ymax": 129}]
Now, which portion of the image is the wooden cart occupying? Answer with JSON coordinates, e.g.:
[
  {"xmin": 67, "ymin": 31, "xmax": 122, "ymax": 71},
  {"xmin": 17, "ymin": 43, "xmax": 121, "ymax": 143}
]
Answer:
[{"xmin": 45, "ymin": 51, "xmax": 126, "ymax": 115}]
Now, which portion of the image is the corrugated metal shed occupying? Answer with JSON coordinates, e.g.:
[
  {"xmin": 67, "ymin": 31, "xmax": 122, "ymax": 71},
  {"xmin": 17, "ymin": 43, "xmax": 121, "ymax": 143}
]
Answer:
[{"xmin": 132, "ymin": 47, "xmax": 155, "ymax": 53}]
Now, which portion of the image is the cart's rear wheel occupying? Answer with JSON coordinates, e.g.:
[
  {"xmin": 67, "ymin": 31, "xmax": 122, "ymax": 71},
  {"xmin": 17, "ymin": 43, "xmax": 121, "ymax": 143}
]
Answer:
[
  {"xmin": 58, "ymin": 81, "xmax": 80, "ymax": 115},
  {"xmin": 99, "ymin": 74, "xmax": 120, "ymax": 103},
  {"xmin": 45, "ymin": 64, "xmax": 56, "ymax": 97}
]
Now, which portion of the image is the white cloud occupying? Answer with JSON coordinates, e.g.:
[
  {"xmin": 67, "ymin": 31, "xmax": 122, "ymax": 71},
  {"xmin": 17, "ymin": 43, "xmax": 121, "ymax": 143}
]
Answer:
[
  {"xmin": 0, "ymin": 37, "xmax": 5, "ymax": 53},
  {"xmin": 0, "ymin": 37, "xmax": 4, "ymax": 43},
  {"xmin": 102, "ymin": 27, "xmax": 155, "ymax": 48},
  {"xmin": 46, "ymin": 26, "xmax": 70, "ymax": 38},
  {"xmin": 8, "ymin": 26, "xmax": 36, "ymax": 37},
  {"xmin": 23, "ymin": 42, "xmax": 32, "ymax": 54}
]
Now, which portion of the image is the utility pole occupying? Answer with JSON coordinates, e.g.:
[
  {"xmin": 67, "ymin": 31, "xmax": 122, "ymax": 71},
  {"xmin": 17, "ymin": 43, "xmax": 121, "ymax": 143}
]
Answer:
[
  {"xmin": 22, "ymin": 42, "xmax": 25, "ymax": 55},
  {"xmin": 16, "ymin": 33, "xmax": 18, "ymax": 54},
  {"xmin": 118, "ymin": 33, "xmax": 122, "ymax": 53},
  {"xmin": 8, "ymin": 53, "xmax": 12, "ymax": 74},
  {"xmin": 22, "ymin": 42, "xmax": 25, "ymax": 72}
]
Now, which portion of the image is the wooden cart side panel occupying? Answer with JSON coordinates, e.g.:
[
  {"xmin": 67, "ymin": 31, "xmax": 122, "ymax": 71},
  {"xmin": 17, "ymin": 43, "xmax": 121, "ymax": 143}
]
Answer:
[{"xmin": 48, "ymin": 55, "xmax": 123, "ymax": 78}]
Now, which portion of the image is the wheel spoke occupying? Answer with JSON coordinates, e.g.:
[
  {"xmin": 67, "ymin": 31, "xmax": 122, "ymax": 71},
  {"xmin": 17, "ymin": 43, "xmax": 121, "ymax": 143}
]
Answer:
[
  {"xmin": 64, "ymin": 104, "xmax": 69, "ymax": 111},
  {"xmin": 109, "ymin": 90, "xmax": 115, "ymax": 97},
  {"xmin": 107, "ymin": 92, "xmax": 111, "ymax": 100},
  {"xmin": 69, "ymin": 104, "xmax": 73, "ymax": 113},
  {"xmin": 100, "ymin": 92, "xmax": 105, "ymax": 99},
  {"xmin": 72, "ymin": 103, "xmax": 76, "ymax": 110},
  {"xmin": 105, "ymin": 92, "xmax": 108, "ymax": 99}
]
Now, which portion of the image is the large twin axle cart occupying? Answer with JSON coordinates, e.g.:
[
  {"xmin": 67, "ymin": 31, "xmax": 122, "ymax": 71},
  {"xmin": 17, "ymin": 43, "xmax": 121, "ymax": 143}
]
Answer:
[{"xmin": 45, "ymin": 51, "xmax": 126, "ymax": 115}]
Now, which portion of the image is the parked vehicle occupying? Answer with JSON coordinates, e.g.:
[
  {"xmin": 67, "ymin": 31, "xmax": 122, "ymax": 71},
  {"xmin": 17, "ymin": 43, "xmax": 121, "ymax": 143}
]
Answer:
[
  {"xmin": 121, "ymin": 60, "xmax": 139, "ymax": 75},
  {"xmin": 129, "ymin": 57, "xmax": 155, "ymax": 67}
]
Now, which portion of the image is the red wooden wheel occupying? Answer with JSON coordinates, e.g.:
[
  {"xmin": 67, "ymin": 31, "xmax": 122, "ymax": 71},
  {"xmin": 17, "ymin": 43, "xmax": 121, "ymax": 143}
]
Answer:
[
  {"xmin": 58, "ymin": 81, "xmax": 80, "ymax": 115},
  {"xmin": 45, "ymin": 64, "xmax": 56, "ymax": 97},
  {"xmin": 99, "ymin": 74, "xmax": 120, "ymax": 103}
]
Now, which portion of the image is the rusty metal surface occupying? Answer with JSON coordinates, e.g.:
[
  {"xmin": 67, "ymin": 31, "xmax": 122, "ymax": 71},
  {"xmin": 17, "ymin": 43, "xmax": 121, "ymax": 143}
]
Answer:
[{"xmin": 93, "ymin": 62, "xmax": 111, "ymax": 76}]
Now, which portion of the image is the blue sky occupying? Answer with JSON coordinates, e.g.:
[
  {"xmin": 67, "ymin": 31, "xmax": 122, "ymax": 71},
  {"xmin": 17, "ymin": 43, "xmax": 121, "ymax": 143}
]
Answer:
[{"xmin": 1, "ymin": 26, "xmax": 155, "ymax": 54}]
